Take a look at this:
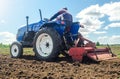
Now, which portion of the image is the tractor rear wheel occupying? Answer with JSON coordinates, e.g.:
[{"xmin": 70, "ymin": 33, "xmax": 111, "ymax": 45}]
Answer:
[
  {"xmin": 10, "ymin": 41, "xmax": 23, "ymax": 58},
  {"xmin": 33, "ymin": 27, "xmax": 61, "ymax": 61}
]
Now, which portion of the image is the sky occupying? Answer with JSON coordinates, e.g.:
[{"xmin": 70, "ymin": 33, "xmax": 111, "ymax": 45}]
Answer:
[{"xmin": 0, "ymin": 0, "xmax": 120, "ymax": 44}]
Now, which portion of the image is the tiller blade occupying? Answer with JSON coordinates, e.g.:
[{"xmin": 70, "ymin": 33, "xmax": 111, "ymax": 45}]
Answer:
[
  {"xmin": 86, "ymin": 47, "xmax": 117, "ymax": 61},
  {"xmin": 69, "ymin": 45, "xmax": 117, "ymax": 62}
]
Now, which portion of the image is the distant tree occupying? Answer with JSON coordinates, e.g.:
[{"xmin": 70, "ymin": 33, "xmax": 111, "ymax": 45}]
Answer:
[
  {"xmin": 0, "ymin": 43, "xmax": 3, "ymax": 47},
  {"xmin": 96, "ymin": 41, "xmax": 100, "ymax": 46}
]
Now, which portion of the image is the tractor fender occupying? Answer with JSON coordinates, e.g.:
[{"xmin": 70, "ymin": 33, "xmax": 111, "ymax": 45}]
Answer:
[{"xmin": 40, "ymin": 22, "xmax": 59, "ymax": 29}]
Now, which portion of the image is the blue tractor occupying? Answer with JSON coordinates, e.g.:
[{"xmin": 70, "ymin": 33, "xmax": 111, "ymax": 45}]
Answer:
[{"xmin": 10, "ymin": 10, "xmax": 116, "ymax": 62}]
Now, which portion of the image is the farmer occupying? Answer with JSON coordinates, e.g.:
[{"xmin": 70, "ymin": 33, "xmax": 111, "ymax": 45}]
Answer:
[
  {"xmin": 50, "ymin": 8, "xmax": 95, "ymax": 47},
  {"xmin": 50, "ymin": 7, "xmax": 73, "ymax": 32}
]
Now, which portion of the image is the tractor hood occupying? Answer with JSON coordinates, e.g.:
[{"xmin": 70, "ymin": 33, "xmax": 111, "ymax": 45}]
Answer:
[
  {"xmin": 17, "ymin": 20, "xmax": 45, "ymax": 42},
  {"xmin": 18, "ymin": 20, "xmax": 45, "ymax": 32}
]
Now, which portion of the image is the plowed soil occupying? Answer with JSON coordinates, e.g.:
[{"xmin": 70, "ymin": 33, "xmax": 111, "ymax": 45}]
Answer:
[{"xmin": 0, "ymin": 54, "xmax": 120, "ymax": 79}]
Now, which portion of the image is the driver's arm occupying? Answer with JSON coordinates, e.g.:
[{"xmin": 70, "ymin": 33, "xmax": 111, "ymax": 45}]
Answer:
[{"xmin": 50, "ymin": 10, "xmax": 66, "ymax": 21}]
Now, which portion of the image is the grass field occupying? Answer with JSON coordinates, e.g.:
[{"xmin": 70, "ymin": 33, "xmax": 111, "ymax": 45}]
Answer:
[
  {"xmin": 0, "ymin": 44, "xmax": 120, "ymax": 58},
  {"xmin": 0, "ymin": 45, "xmax": 34, "ymax": 55},
  {"xmin": 97, "ymin": 45, "xmax": 120, "ymax": 58}
]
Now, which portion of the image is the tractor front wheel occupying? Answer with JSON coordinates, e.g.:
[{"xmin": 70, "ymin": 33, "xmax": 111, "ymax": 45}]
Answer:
[
  {"xmin": 10, "ymin": 41, "xmax": 23, "ymax": 58},
  {"xmin": 33, "ymin": 28, "xmax": 61, "ymax": 61}
]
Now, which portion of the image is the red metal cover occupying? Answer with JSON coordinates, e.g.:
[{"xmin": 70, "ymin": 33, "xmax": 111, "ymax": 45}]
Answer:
[{"xmin": 69, "ymin": 47, "xmax": 85, "ymax": 61}]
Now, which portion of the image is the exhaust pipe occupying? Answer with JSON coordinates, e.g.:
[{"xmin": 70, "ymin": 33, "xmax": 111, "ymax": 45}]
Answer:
[
  {"xmin": 26, "ymin": 16, "xmax": 29, "ymax": 32},
  {"xmin": 39, "ymin": 9, "xmax": 42, "ymax": 21}
]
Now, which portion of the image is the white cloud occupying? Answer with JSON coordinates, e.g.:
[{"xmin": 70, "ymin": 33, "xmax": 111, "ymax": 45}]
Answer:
[
  {"xmin": 97, "ymin": 35, "xmax": 120, "ymax": 44},
  {"xmin": 0, "ymin": 32, "xmax": 16, "ymax": 44},
  {"xmin": 93, "ymin": 31, "xmax": 106, "ymax": 34},
  {"xmin": 104, "ymin": 22, "xmax": 120, "ymax": 30},
  {"xmin": 76, "ymin": 4, "xmax": 104, "ymax": 19},
  {"xmin": 76, "ymin": 4, "xmax": 104, "ymax": 35},
  {"xmin": 97, "ymin": 36, "xmax": 108, "ymax": 44},
  {"xmin": 0, "ymin": 19, "xmax": 6, "ymax": 24},
  {"xmin": 76, "ymin": 2, "xmax": 120, "ymax": 45},
  {"xmin": 101, "ymin": 2, "xmax": 120, "ymax": 21},
  {"xmin": 79, "ymin": 28, "xmax": 90, "ymax": 37},
  {"xmin": 76, "ymin": 2, "xmax": 120, "ymax": 32}
]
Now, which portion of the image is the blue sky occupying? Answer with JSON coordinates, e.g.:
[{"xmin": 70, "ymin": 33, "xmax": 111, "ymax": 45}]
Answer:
[{"xmin": 0, "ymin": 0, "xmax": 120, "ymax": 44}]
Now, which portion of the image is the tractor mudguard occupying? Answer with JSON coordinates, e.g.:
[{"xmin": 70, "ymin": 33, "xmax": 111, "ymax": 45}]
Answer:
[
  {"xmin": 40, "ymin": 22, "xmax": 58, "ymax": 28},
  {"xmin": 40, "ymin": 21, "xmax": 65, "ymax": 37}
]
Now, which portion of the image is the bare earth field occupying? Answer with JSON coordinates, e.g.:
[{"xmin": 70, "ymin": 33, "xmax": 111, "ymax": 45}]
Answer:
[{"xmin": 0, "ymin": 54, "xmax": 120, "ymax": 79}]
